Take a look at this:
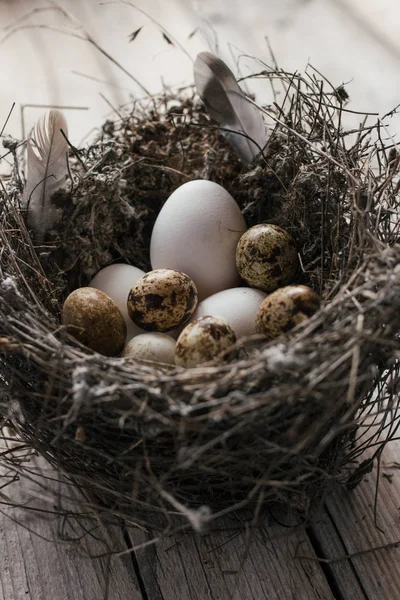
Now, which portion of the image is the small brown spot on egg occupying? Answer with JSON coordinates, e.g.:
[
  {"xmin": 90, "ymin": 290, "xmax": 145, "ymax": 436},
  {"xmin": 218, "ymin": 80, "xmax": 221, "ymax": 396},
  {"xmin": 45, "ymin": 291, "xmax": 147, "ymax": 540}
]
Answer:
[
  {"xmin": 211, "ymin": 323, "xmax": 231, "ymax": 341},
  {"xmin": 144, "ymin": 293, "xmax": 165, "ymax": 310},
  {"xmin": 290, "ymin": 285, "xmax": 321, "ymax": 316},
  {"xmin": 283, "ymin": 319, "xmax": 296, "ymax": 332},
  {"xmin": 187, "ymin": 285, "xmax": 197, "ymax": 309},
  {"xmin": 270, "ymin": 264, "xmax": 283, "ymax": 277},
  {"xmin": 210, "ymin": 325, "xmax": 222, "ymax": 341},
  {"xmin": 261, "ymin": 246, "xmax": 282, "ymax": 263}
]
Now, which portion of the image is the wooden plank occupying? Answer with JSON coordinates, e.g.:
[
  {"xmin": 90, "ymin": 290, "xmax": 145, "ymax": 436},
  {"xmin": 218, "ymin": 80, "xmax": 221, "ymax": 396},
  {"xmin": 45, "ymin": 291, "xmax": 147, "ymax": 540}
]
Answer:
[
  {"xmin": 131, "ymin": 518, "xmax": 336, "ymax": 600},
  {"xmin": 0, "ymin": 458, "xmax": 143, "ymax": 600},
  {"xmin": 3, "ymin": 441, "xmax": 400, "ymax": 600},
  {"xmin": 308, "ymin": 510, "xmax": 369, "ymax": 599},
  {"xmin": 310, "ymin": 439, "xmax": 400, "ymax": 600}
]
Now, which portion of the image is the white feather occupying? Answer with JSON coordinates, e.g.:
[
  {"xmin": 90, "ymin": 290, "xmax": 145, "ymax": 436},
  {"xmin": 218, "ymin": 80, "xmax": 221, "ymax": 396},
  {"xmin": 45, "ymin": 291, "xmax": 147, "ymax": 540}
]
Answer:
[
  {"xmin": 24, "ymin": 110, "xmax": 69, "ymax": 239},
  {"xmin": 194, "ymin": 52, "xmax": 268, "ymax": 164}
]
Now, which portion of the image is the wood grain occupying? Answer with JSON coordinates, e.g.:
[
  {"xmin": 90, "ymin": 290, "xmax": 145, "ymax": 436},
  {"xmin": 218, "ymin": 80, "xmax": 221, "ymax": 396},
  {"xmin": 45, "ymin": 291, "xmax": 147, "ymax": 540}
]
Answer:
[
  {"xmin": 3, "ymin": 441, "xmax": 400, "ymax": 600},
  {"xmin": 0, "ymin": 460, "xmax": 142, "ymax": 600},
  {"xmin": 311, "ymin": 439, "xmax": 400, "ymax": 600},
  {"xmin": 131, "ymin": 441, "xmax": 400, "ymax": 600},
  {"xmin": 308, "ymin": 510, "xmax": 369, "ymax": 599},
  {"xmin": 131, "ymin": 518, "xmax": 335, "ymax": 600}
]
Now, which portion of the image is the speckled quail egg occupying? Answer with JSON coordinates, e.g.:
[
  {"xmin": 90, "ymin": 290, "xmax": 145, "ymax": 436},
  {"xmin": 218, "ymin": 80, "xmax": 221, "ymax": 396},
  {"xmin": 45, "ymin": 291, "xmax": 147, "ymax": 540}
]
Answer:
[
  {"xmin": 123, "ymin": 333, "xmax": 176, "ymax": 365},
  {"xmin": 236, "ymin": 224, "xmax": 299, "ymax": 292},
  {"xmin": 255, "ymin": 285, "xmax": 320, "ymax": 340},
  {"xmin": 127, "ymin": 269, "xmax": 198, "ymax": 332},
  {"xmin": 62, "ymin": 287, "xmax": 126, "ymax": 356},
  {"xmin": 175, "ymin": 316, "xmax": 236, "ymax": 368}
]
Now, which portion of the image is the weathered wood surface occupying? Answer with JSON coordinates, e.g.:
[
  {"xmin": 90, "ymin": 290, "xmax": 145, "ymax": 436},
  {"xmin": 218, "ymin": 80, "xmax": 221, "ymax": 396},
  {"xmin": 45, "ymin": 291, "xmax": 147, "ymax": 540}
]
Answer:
[
  {"xmin": 131, "ymin": 519, "xmax": 334, "ymax": 600},
  {"xmin": 0, "ymin": 460, "xmax": 334, "ymax": 600},
  {"xmin": 2, "ymin": 440, "xmax": 400, "ymax": 600},
  {"xmin": 128, "ymin": 442, "xmax": 400, "ymax": 600},
  {"xmin": 1, "ymin": 2, "xmax": 400, "ymax": 598},
  {"xmin": 311, "ymin": 439, "xmax": 400, "ymax": 600},
  {"xmin": 0, "ymin": 460, "xmax": 142, "ymax": 600}
]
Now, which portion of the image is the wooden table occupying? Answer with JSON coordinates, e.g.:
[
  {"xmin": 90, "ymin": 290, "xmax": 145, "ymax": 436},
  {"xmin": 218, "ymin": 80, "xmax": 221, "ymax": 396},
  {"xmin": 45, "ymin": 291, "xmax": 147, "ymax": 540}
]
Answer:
[
  {"xmin": 1, "ymin": 439, "xmax": 399, "ymax": 600},
  {"xmin": 1, "ymin": 1, "xmax": 399, "ymax": 597}
]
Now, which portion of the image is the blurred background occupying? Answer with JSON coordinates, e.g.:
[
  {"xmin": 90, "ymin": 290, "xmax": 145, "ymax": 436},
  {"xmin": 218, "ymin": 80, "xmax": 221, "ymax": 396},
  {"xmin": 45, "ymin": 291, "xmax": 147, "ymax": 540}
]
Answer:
[{"xmin": 1, "ymin": 0, "xmax": 400, "ymax": 145}]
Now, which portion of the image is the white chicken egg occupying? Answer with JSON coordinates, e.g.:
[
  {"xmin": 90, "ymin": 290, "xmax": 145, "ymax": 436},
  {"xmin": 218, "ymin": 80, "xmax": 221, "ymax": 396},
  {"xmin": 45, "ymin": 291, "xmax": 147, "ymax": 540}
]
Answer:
[
  {"xmin": 89, "ymin": 263, "xmax": 145, "ymax": 341},
  {"xmin": 190, "ymin": 287, "xmax": 267, "ymax": 341},
  {"xmin": 123, "ymin": 333, "xmax": 176, "ymax": 365},
  {"xmin": 150, "ymin": 180, "xmax": 247, "ymax": 300}
]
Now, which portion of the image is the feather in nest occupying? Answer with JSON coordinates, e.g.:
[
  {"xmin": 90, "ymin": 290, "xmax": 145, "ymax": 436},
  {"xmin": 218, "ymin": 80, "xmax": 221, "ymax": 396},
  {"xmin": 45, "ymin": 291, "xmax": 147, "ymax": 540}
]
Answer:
[
  {"xmin": 24, "ymin": 110, "xmax": 69, "ymax": 239},
  {"xmin": 194, "ymin": 52, "xmax": 268, "ymax": 164}
]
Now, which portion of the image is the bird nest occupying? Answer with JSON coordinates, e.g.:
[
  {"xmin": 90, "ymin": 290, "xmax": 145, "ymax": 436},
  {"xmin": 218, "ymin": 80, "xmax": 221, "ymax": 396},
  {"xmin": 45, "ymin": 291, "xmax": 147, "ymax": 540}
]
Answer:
[{"xmin": 1, "ymin": 67, "xmax": 400, "ymax": 533}]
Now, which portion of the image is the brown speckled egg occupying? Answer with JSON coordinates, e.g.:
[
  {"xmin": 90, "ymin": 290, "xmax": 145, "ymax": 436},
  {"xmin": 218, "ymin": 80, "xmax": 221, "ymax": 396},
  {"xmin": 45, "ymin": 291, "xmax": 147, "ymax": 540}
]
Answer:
[
  {"xmin": 236, "ymin": 224, "xmax": 298, "ymax": 292},
  {"xmin": 175, "ymin": 316, "xmax": 236, "ymax": 368},
  {"xmin": 255, "ymin": 285, "xmax": 320, "ymax": 340},
  {"xmin": 127, "ymin": 269, "xmax": 198, "ymax": 332},
  {"xmin": 62, "ymin": 287, "xmax": 126, "ymax": 356}
]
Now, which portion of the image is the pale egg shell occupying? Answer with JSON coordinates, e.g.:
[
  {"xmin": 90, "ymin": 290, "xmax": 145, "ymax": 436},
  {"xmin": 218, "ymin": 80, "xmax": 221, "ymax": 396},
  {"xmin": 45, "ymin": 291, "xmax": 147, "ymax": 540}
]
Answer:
[
  {"xmin": 236, "ymin": 224, "xmax": 299, "ymax": 292},
  {"xmin": 62, "ymin": 287, "xmax": 126, "ymax": 356},
  {"xmin": 255, "ymin": 285, "xmax": 320, "ymax": 340},
  {"xmin": 150, "ymin": 180, "xmax": 247, "ymax": 300},
  {"xmin": 123, "ymin": 333, "xmax": 176, "ymax": 365},
  {"xmin": 127, "ymin": 269, "xmax": 198, "ymax": 332},
  {"xmin": 175, "ymin": 316, "xmax": 236, "ymax": 368},
  {"xmin": 190, "ymin": 287, "xmax": 267, "ymax": 341},
  {"xmin": 89, "ymin": 263, "xmax": 145, "ymax": 341}
]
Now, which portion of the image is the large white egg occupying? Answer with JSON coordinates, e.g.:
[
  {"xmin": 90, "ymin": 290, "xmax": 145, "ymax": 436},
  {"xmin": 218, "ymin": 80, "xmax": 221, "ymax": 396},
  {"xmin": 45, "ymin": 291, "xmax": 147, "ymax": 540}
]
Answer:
[
  {"xmin": 89, "ymin": 263, "xmax": 145, "ymax": 340},
  {"xmin": 150, "ymin": 180, "xmax": 247, "ymax": 300},
  {"xmin": 191, "ymin": 287, "xmax": 267, "ymax": 341}
]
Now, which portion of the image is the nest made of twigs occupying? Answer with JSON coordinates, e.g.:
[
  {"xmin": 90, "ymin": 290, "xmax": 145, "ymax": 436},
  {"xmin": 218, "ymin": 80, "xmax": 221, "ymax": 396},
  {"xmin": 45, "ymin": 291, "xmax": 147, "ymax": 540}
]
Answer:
[{"xmin": 1, "ymin": 67, "xmax": 399, "ymax": 532}]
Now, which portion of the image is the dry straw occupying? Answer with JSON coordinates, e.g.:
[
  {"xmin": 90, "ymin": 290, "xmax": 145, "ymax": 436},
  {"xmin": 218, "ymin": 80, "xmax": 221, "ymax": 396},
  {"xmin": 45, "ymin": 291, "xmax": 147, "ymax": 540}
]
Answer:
[{"xmin": 0, "ymin": 66, "xmax": 399, "ymax": 533}]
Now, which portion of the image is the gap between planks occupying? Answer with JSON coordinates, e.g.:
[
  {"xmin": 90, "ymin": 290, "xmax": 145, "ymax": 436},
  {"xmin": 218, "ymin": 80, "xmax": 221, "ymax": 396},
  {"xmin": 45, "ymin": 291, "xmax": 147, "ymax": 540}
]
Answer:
[
  {"xmin": 2, "ymin": 439, "xmax": 400, "ymax": 600},
  {"xmin": 129, "ymin": 516, "xmax": 337, "ymax": 600},
  {"xmin": 308, "ymin": 439, "xmax": 400, "ymax": 600},
  {"xmin": 129, "ymin": 440, "xmax": 400, "ymax": 600},
  {"xmin": 0, "ymin": 456, "xmax": 142, "ymax": 600}
]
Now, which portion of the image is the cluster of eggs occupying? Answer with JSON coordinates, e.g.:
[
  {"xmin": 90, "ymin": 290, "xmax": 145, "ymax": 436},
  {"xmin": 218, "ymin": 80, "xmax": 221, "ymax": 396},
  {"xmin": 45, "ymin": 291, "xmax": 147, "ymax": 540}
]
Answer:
[{"xmin": 61, "ymin": 180, "xmax": 320, "ymax": 367}]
